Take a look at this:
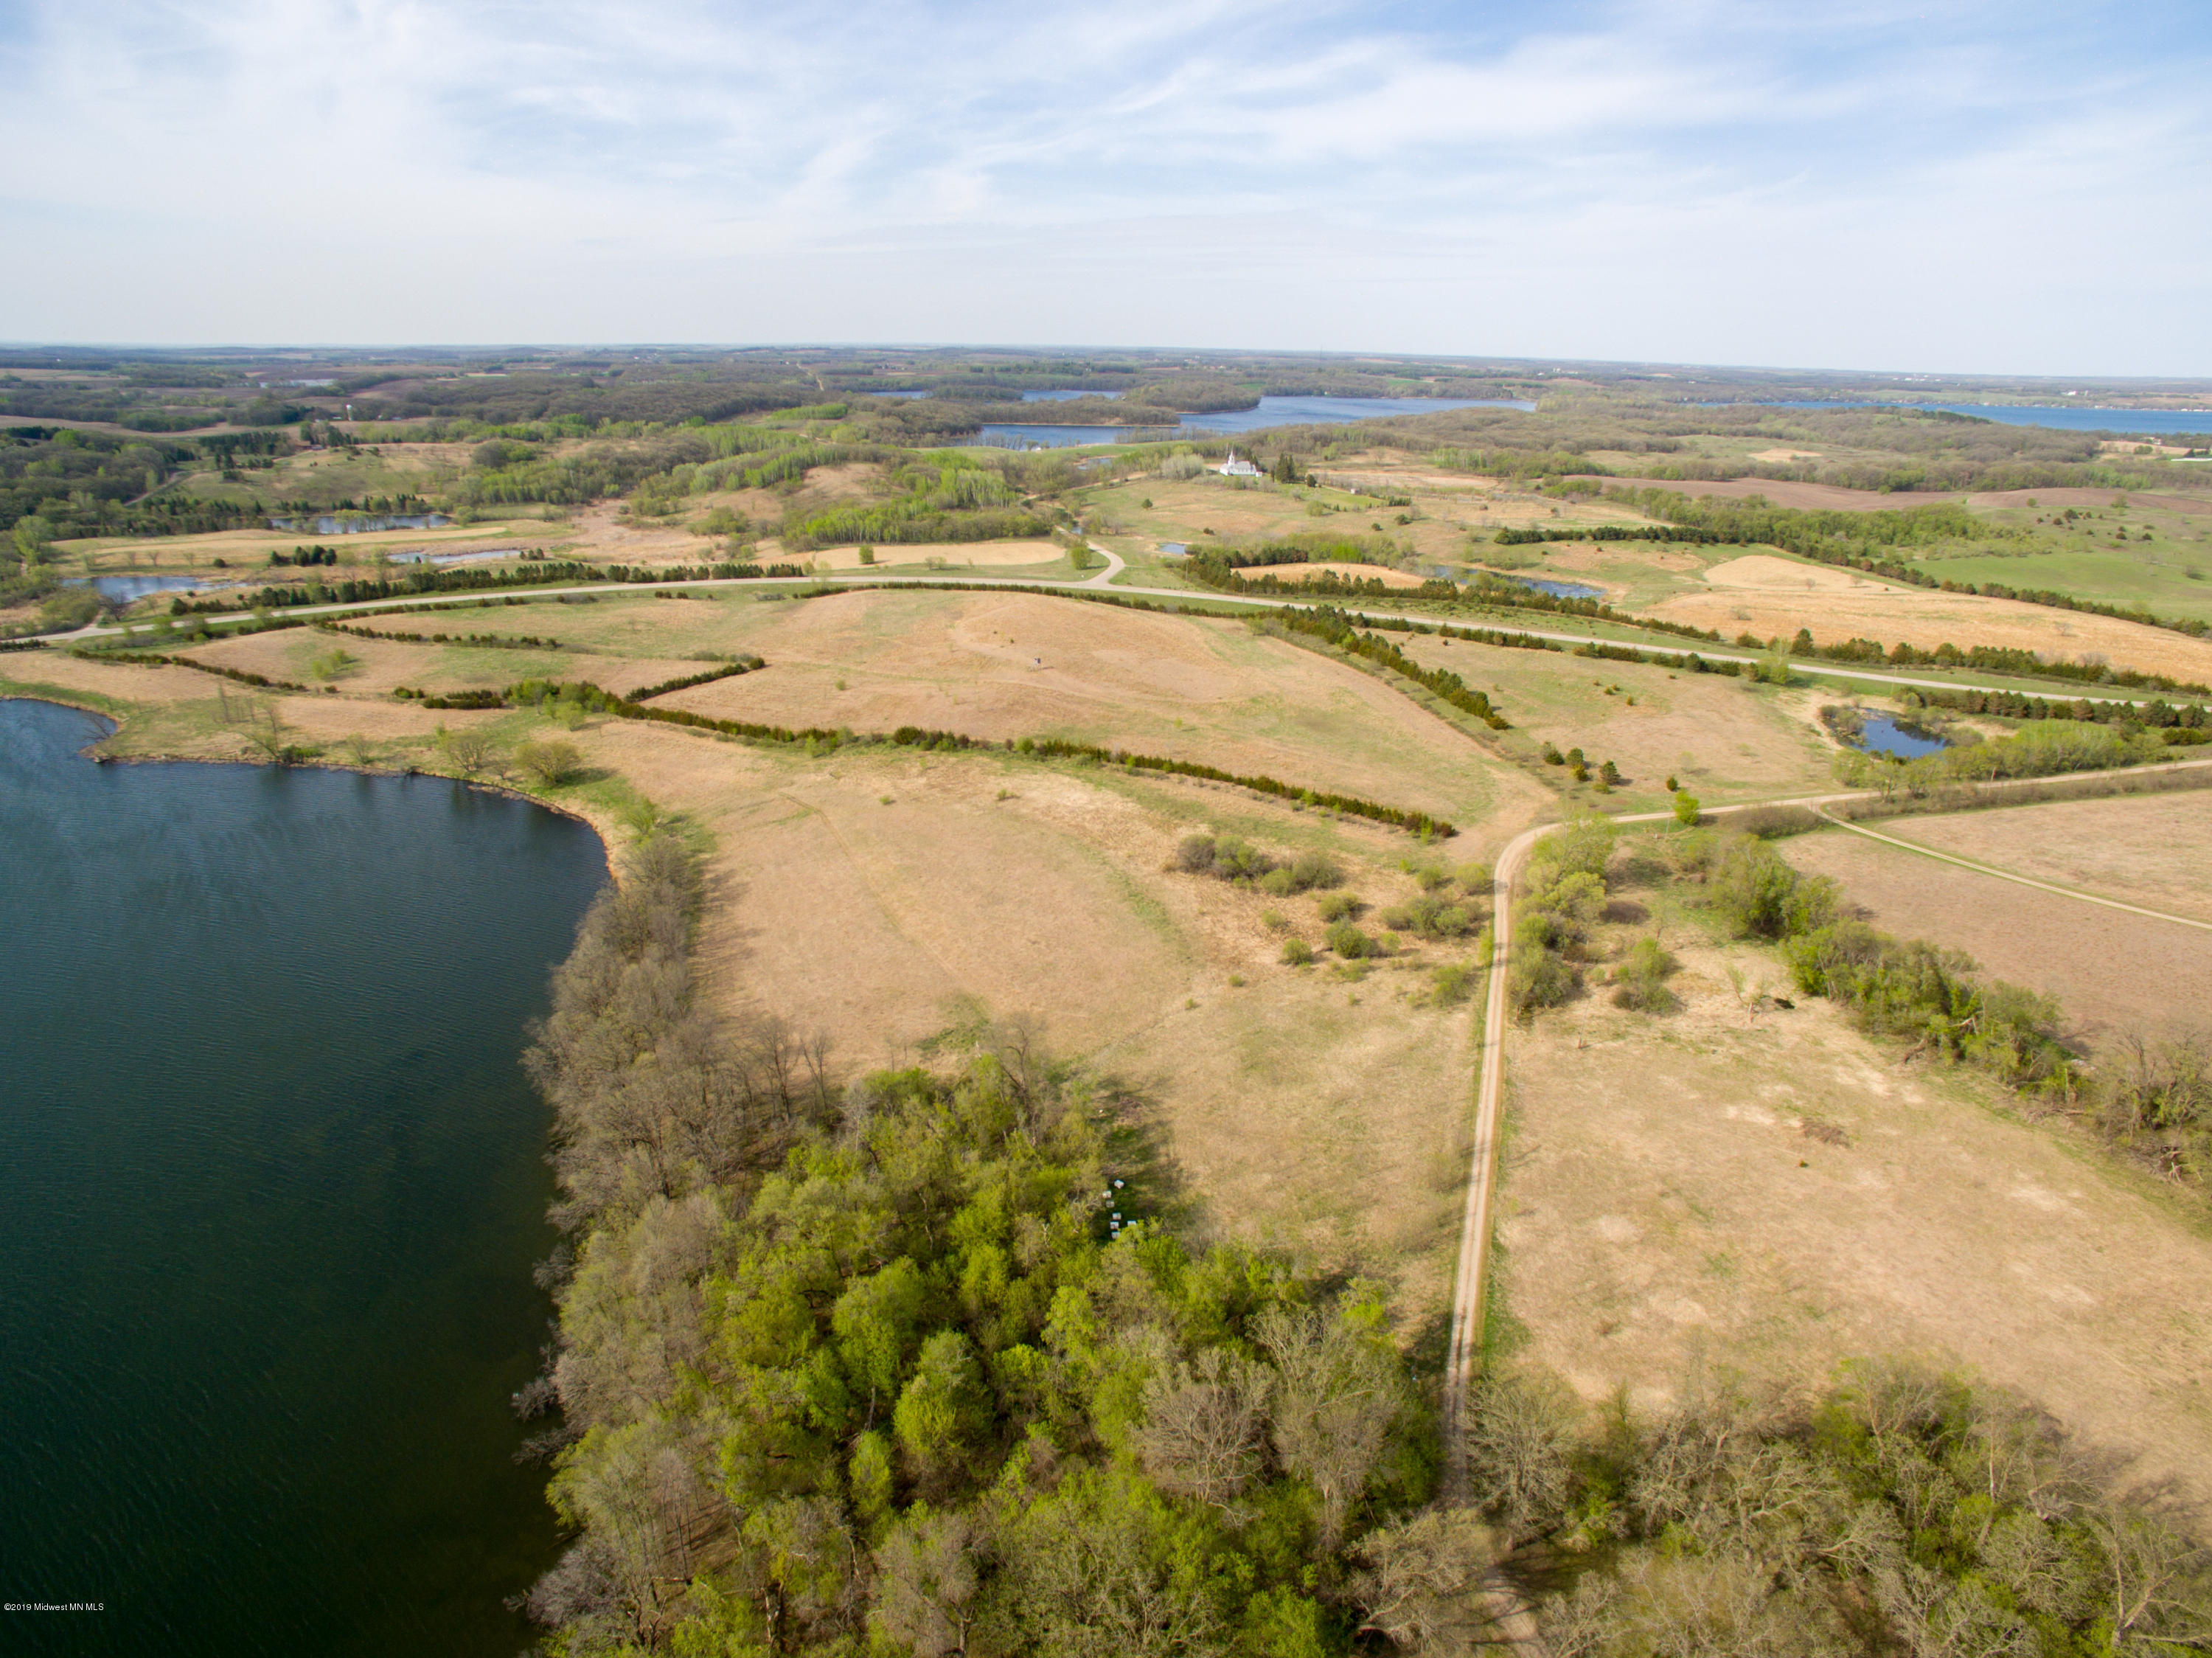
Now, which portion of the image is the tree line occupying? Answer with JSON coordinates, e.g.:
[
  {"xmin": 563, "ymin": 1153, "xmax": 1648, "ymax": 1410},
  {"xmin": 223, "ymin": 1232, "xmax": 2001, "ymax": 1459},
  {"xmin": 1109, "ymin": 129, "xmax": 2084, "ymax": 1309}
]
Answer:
[{"xmin": 521, "ymin": 828, "xmax": 2212, "ymax": 1654}]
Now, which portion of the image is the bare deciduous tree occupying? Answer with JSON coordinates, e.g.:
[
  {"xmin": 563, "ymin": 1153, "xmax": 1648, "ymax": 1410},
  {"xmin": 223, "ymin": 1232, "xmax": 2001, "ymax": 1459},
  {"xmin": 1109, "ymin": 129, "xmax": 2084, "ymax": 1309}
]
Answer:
[
  {"xmin": 1132, "ymin": 1348, "xmax": 1269, "ymax": 1512},
  {"xmin": 1255, "ymin": 1303, "xmax": 1403, "ymax": 1549}
]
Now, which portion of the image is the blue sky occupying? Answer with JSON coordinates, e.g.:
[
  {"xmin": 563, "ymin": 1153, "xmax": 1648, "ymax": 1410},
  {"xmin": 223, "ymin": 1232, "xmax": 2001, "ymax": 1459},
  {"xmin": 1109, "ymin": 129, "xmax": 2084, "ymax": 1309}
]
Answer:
[{"xmin": 2, "ymin": 0, "xmax": 2208, "ymax": 372}]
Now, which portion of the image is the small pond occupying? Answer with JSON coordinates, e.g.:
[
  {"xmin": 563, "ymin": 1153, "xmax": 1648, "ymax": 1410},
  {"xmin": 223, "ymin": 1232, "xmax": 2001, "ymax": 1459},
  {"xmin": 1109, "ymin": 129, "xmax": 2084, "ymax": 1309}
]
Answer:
[
  {"xmin": 1852, "ymin": 711, "xmax": 1950, "ymax": 760},
  {"xmin": 1490, "ymin": 573, "xmax": 1604, "ymax": 600},
  {"xmin": 386, "ymin": 549, "xmax": 519, "ymax": 567},
  {"xmin": 269, "ymin": 513, "xmax": 453, "ymax": 535},
  {"xmin": 66, "ymin": 574, "xmax": 214, "ymax": 603}
]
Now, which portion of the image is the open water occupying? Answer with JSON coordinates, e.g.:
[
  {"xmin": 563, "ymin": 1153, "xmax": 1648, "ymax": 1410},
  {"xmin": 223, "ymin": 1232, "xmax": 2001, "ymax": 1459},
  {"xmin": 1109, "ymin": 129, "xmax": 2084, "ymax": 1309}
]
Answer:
[
  {"xmin": 1852, "ymin": 711, "xmax": 1950, "ymax": 759},
  {"xmin": 0, "ymin": 698, "xmax": 607, "ymax": 1656},
  {"xmin": 975, "ymin": 394, "xmax": 1536, "ymax": 448},
  {"xmin": 1702, "ymin": 401, "xmax": 2212, "ymax": 437}
]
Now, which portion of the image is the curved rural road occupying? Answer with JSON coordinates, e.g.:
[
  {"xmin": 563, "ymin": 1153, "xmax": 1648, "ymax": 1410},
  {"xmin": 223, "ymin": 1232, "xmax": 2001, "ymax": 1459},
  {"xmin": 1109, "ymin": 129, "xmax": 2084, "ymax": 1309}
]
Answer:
[
  {"xmin": 1436, "ymin": 759, "xmax": 2212, "ymax": 1488},
  {"xmin": 30, "ymin": 555, "xmax": 2181, "ymax": 710}
]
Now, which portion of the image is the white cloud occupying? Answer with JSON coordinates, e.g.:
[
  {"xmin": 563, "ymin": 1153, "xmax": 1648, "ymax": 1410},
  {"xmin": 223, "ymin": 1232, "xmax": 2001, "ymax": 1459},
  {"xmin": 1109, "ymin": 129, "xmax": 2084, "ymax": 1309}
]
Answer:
[{"xmin": 0, "ymin": 0, "xmax": 2207, "ymax": 369}]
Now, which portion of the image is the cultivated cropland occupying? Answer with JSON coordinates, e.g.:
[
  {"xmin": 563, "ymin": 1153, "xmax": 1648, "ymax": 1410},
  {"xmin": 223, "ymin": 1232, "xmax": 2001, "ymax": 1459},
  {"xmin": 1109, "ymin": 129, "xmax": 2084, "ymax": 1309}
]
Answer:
[{"xmin": 10, "ymin": 344, "xmax": 2212, "ymax": 1655}]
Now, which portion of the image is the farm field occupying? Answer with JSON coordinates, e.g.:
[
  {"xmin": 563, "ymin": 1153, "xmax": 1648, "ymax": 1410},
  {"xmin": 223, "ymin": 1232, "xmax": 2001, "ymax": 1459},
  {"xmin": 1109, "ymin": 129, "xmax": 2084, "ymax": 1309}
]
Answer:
[
  {"xmin": 642, "ymin": 587, "xmax": 1551, "ymax": 830},
  {"xmin": 1870, "ymin": 791, "xmax": 2212, "ymax": 924},
  {"xmin": 52, "ymin": 517, "xmax": 558, "ymax": 573},
  {"xmin": 1781, "ymin": 819, "xmax": 2212, "ymax": 1043},
  {"xmin": 1388, "ymin": 630, "xmax": 1842, "ymax": 808},
  {"xmin": 1, "ymin": 626, "xmax": 1526, "ymax": 1323},
  {"xmin": 1647, "ymin": 555, "xmax": 2212, "ymax": 684},
  {"xmin": 1498, "ymin": 912, "xmax": 2212, "ymax": 1512}
]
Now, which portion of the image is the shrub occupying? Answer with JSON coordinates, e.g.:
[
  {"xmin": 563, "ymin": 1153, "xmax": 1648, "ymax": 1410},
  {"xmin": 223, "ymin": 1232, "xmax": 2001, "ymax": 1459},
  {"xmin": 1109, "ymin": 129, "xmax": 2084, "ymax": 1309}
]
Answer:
[
  {"xmin": 1673, "ymin": 791, "xmax": 1702, "ymax": 827},
  {"xmin": 515, "ymin": 738, "xmax": 586, "ymax": 787},
  {"xmin": 1611, "ymin": 937, "xmax": 1680, "ymax": 1013},
  {"xmin": 1530, "ymin": 816, "xmax": 1615, "ymax": 883},
  {"xmin": 1732, "ymin": 804, "xmax": 1818, "ymax": 839},
  {"xmin": 1709, "ymin": 837, "xmax": 1838, "ymax": 940},
  {"xmin": 1175, "ymin": 833, "xmax": 1218, "ymax": 873},
  {"xmin": 1325, "ymin": 921, "xmax": 1380, "ymax": 959},
  {"xmin": 1509, "ymin": 933, "xmax": 1579, "ymax": 1011},
  {"xmin": 1286, "ymin": 850, "xmax": 1344, "ymax": 891},
  {"xmin": 1431, "ymin": 963, "xmax": 1477, "ymax": 1005},
  {"xmin": 1382, "ymin": 892, "xmax": 1475, "ymax": 939},
  {"xmin": 1281, "ymin": 938, "xmax": 1315, "ymax": 965},
  {"xmin": 1211, "ymin": 836, "xmax": 1273, "ymax": 880},
  {"xmin": 1317, "ymin": 892, "xmax": 1362, "ymax": 923},
  {"xmin": 1258, "ymin": 867, "xmax": 1296, "ymax": 896}
]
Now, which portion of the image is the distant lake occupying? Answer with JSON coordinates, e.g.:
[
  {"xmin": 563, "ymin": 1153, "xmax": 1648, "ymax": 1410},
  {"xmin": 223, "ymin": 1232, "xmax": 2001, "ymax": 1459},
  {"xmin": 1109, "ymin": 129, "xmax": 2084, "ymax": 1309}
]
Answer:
[
  {"xmin": 975, "ymin": 395, "xmax": 1536, "ymax": 448},
  {"xmin": 1486, "ymin": 573, "xmax": 1605, "ymax": 600},
  {"xmin": 387, "ymin": 548, "xmax": 518, "ymax": 567},
  {"xmin": 270, "ymin": 514, "xmax": 452, "ymax": 534},
  {"xmin": 0, "ymin": 698, "xmax": 607, "ymax": 1656},
  {"xmin": 65, "ymin": 574, "xmax": 214, "ymax": 603},
  {"xmin": 1703, "ymin": 401, "xmax": 2212, "ymax": 437}
]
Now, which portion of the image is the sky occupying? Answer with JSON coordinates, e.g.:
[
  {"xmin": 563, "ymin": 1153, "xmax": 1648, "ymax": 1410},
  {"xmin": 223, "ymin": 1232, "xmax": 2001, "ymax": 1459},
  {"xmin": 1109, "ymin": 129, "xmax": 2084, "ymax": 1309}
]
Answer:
[{"xmin": 1, "ymin": 0, "xmax": 2208, "ymax": 374}]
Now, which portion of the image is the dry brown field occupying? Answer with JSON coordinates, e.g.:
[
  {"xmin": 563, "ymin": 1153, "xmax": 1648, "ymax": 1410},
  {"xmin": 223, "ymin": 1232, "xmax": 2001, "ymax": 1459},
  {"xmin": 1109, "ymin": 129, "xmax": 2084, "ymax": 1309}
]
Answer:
[
  {"xmin": 172, "ymin": 625, "xmax": 708, "ymax": 703},
  {"xmin": 1588, "ymin": 474, "xmax": 1968, "ymax": 511},
  {"xmin": 1877, "ymin": 793, "xmax": 2212, "ymax": 925},
  {"xmin": 1781, "ymin": 823, "xmax": 2212, "ymax": 1043},
  {"xmin": 1968, "ymin": 487, "xmax": 2212, "ymax": 515},
  {"xmin": 55, "ymin": 517, "xmax": 551, "ymax": 567},
  {"xmin": 1500, "ymin": 919, "xmax": 2212, "ymax": 1509},
  {"xmin": 645, "ymin": 589, "xmax": 1549, "ymax": 830},
  {"xmin": 1649, "ymin": 558, "xmax": 2212, "ymax": 683},
  {"xmin": 1237, "ymin": 561, "xmax": 1427, "ymax": 587},
  {"xmin": 1389, "ymin": 631, "xmax": 1840, "ymax": 805}
]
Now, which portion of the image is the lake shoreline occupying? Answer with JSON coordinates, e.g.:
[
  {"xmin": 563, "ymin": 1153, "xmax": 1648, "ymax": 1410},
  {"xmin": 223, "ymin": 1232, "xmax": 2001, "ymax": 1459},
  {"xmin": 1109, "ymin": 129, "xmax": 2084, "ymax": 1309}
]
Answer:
[{"xmin": 1, "ymin": 686, "xmax": 624, "ymax": 873}]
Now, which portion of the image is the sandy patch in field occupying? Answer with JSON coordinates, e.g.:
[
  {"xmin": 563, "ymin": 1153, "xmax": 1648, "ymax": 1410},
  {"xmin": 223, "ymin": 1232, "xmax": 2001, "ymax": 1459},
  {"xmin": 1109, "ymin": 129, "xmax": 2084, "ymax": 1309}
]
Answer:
[
  {"xmin": 1238, "ymin": 561, "xmax": 1427, "ymax": 588},
  {"xmin": 650, "ymin": 589, "xmax": 1540, "ymax": 826},
  {"xmin": 1750, "ymin": 448, "xmax": 1823, "ymax": 464},
  {"xmin": 810, "ymin": 540, "xmax": 1065, "ymax": 571},
  {"xmin": 1874, "ymin": 792, "xmax": 2212, "ymax": 925},
  {"xmin": 1652, "ymin": 574, "xmax": 2212, "ymax": 684},
  {"xmin": 1781, "ymin": 825, "xmax": 2212, "ymax": 1044},
  {"xmin": 1503, "ymin": 925, "xmax": 2212, "ymax": 1507},
  {"xmin": 1702, "ymin": 554, "xmax": 1907, "ymax": 594}
]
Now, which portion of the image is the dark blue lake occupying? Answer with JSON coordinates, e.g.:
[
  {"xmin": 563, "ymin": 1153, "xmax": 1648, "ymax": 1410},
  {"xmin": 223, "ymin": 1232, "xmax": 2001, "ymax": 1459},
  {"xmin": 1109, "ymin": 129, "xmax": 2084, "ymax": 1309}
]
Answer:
[
  {"xmin": 0, "ymin": 698, "xmax": 607, "ymax": 1656},
  {"xmin": 974, "ymin": 395, "xmax": 1536, "ymax": 448}
]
